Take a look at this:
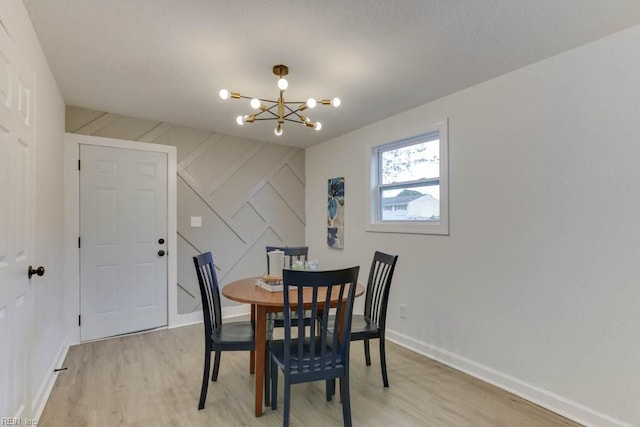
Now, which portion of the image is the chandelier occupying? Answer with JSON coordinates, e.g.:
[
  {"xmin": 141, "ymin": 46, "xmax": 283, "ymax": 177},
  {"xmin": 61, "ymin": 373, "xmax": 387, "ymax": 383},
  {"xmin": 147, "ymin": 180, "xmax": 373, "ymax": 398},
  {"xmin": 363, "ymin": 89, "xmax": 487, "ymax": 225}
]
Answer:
[{"xmin": 219, "ymin": 64, "xmax": 341, "ymax": 136}]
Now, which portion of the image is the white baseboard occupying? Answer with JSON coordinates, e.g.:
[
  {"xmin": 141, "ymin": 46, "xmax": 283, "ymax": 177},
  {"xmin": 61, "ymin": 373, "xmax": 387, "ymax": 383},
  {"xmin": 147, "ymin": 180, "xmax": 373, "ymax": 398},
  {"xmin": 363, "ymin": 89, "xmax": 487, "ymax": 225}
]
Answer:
[
  {"xmin": 222, "ymin": 304, "xmax": 251, "ymax": 319},
  {"xmin": 32, "ymin": 338, "xmax": 70, "ymax": 421},
  {"xmin": 169, "ymin": 310, "xmax": 203, "ymax": 328},
  {"xmin": 169, "ymin": 305, "xmax": 250, "ymax": 329},
  {"xmin": 385, "ymin": 329, "xmax": 632, "ymax": 427}
]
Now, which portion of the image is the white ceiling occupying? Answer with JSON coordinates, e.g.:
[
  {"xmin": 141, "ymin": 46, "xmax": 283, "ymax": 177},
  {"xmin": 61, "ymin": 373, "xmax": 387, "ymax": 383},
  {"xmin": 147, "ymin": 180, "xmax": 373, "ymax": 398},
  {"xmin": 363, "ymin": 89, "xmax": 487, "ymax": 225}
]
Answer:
[{"xmin": 23, "ymin": 0, "xmax": 640, "ymax": 148}]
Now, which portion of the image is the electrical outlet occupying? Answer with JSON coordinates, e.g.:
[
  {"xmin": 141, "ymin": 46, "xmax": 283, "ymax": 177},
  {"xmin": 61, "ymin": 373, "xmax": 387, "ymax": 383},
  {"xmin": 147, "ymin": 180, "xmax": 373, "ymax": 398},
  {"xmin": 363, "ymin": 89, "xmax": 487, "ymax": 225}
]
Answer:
[{"xmin": 400, "ymin": 304, "xmax": 407, "ymax": 319}]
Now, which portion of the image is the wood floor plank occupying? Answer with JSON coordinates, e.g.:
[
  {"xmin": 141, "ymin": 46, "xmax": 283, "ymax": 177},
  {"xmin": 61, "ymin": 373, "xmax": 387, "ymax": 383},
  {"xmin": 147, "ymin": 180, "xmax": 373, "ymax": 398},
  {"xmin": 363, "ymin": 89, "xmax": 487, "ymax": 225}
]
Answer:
[{"xmin": 39, "ymin": 324, "xmax": 582, "ymax": 426}]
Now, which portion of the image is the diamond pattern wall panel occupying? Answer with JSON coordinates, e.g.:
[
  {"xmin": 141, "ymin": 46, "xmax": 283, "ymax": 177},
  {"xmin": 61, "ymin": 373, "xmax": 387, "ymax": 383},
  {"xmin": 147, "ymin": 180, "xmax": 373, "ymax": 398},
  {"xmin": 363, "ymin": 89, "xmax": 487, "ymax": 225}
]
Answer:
[{"xmin": 67, "ymin": 106, "xmax": 306, "ymax": 314}]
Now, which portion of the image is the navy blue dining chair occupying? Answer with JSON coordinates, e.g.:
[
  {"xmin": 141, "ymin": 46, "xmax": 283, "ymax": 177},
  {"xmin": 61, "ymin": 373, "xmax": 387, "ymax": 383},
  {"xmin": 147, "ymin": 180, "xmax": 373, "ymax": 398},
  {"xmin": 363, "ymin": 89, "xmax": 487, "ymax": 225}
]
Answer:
[
  {"xmin": 193, "ymin": 252, "xmax": 273, "ymax": 409},
  {"xmin": 269, "ymin": 266, "xmax": 360, "ymax": 427},
  {"xmin": 265, "ymin": 246, "xmax": 313, "ymax": 328},
  {"xmin": 328, "ymin": 251, "xmax": 398, "ymax": 388}
]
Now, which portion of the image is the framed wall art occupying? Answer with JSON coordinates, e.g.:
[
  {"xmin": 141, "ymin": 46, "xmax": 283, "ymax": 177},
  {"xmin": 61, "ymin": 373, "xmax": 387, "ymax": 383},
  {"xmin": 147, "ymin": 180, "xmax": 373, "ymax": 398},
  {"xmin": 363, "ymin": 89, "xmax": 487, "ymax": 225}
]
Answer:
[{"xmin": 327, "ymin": 177, "xmax": 344, "ymax": 249}]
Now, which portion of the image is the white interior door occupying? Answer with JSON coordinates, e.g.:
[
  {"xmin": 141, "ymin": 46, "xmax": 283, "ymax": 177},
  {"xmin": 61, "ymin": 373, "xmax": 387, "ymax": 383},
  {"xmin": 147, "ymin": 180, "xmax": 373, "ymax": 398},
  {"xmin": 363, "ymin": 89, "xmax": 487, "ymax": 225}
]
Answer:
[
  {"xmin": 80, "ymin": 144, "xmax": 168, "ymax": 341},
  {"xmin": 0, "ymin": 21, "xmax": 35, "ymax": 419}
]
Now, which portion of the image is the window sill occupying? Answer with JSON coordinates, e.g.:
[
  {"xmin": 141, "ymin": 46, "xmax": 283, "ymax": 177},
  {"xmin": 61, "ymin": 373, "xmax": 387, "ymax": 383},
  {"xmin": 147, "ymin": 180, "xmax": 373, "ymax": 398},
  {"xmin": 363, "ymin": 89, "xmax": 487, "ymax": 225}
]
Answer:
[{"xmin": 366, "ymin": 221, "xmax": 449, "ymax": 235}]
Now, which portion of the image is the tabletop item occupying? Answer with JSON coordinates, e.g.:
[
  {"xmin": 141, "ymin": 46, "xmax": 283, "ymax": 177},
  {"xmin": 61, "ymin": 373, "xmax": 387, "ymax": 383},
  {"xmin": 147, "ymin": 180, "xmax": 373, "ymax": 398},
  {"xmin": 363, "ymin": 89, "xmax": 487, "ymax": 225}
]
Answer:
[
  {"xmin": 291, "ymin": 259, "xmax": 320, "ymax": 270},
  {"xmin": 290, "ymin": 259, "xmax": 305, "ymax": 270},
  {"xmin": 256, "ymin": 275, "xmax": 284, "ymax": 292},
  {"xmin": 267, "ymin": 250, "xmax": 285, "ymax": 277}
]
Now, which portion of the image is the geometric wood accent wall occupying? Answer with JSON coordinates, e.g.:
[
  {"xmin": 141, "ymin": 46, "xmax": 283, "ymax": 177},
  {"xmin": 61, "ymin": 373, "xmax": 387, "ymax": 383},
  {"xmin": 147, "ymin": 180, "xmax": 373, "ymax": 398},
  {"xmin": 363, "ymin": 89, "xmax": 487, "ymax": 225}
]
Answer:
[{"xmin": 66, "ymin": 106, "xmax": 305, "ymax": 314}]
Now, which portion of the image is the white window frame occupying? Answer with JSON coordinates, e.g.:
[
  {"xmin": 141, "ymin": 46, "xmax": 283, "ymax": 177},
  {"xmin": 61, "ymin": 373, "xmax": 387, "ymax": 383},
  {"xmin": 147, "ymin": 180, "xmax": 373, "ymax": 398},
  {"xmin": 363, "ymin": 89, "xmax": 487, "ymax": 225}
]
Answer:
[{"xmin": 367, "ymin": 120, "xmax": 449, "ymax": 235}]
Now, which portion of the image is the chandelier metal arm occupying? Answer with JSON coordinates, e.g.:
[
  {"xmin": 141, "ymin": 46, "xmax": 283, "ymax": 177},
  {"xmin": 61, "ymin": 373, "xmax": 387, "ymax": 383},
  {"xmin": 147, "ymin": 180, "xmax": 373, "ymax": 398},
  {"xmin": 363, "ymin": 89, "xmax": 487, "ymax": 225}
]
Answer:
[
  {"xmin": 283, "ymin": 110, "xmax": 307, "ymax": 122},
  {"xmin": 254, "ymin": 105, "xmax": 279, "ymax": 119},
  {"xmin": 254, "ymin": 116, "xmax": 284, "ymax": 121},
  {"xmin": 283, "ymin": 104, "xmax": 302, "ymax": 117},
  {"xmin": 236, "ymin": 95, "xmax": 280, "ymax": 104},
  {"xmin": 283, "ymin": 117, "xmax": 308, "ymax": 124}
]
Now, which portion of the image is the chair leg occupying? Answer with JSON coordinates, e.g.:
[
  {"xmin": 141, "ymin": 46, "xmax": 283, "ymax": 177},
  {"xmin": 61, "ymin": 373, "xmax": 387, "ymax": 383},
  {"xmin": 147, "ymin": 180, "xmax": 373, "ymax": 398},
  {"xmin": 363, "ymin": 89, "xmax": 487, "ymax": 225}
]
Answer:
[
  {"xmin": 325, "ymin": 379, "xmax": 334, "ymax": 401},
  {"xmin": 379, "ymin": 337, "xmax": 389, "ymax": 387},
  {"xmin": 198, "ymin": 349, "xmax": 211, "ymax": 410},
  {"xmin": 271, "ymin": 359, "xmax": 278, "ymax": 410},
  {"xmin": 211, "ymin": 351, "xmax": 221, "ymax": 381},
  {"xmin": 341, "ymin": 372, "xmax": 352, "ymax": 427},
  {"xmin": 364, "ymin": 339, "xmax": 371, "ymax": 366},
  {"xmin": 264, "ymin": 347, "xmax": 270, "ymax": 406},
  {"xmin": 283, "ymin": 377, "xmax": 291, "ymax": 427}
]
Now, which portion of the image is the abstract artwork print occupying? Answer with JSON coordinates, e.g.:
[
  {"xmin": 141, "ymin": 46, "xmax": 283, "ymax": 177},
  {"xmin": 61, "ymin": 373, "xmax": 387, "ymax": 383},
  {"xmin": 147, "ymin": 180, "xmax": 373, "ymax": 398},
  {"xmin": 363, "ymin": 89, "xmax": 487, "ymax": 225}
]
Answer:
[{"xmin": 327, "ymin": 177, "xmax": 344, "ymax": 248}]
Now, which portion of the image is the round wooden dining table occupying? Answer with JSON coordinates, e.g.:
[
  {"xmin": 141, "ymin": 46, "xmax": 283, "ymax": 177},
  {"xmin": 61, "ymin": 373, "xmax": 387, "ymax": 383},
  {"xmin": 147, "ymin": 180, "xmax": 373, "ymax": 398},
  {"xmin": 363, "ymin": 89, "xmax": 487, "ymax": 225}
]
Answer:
[{"xmin": 222, "ymin": 277, "xmax": 364, "ymax": 417}]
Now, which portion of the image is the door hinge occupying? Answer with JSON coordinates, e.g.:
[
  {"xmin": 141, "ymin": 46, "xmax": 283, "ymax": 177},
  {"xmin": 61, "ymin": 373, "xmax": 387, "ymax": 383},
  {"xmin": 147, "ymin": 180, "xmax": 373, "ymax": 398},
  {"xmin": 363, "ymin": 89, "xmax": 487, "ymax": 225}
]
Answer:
[
  {"xmin": 78, "ymin": 237, "xmax": 81, "ymax": 248},
  {"xmin": 78, "ymin": 315, "xmax": 81, "ymax": 326},
  {"xmin": 78, "ymin": 159, "xmax": 81, "ymax": 170}
]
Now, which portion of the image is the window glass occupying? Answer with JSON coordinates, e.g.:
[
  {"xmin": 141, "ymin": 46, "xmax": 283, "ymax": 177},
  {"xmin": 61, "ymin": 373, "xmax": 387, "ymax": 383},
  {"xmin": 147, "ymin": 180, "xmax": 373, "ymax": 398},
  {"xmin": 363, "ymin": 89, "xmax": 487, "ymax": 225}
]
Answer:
[
  {"xmin": 380, "ymin": 185, "xmax": 440, "ymax": 221},
  {"xmin": 380, "ymin": 139, "xmax": 440, "ymax": 184},
  {"xmin": 367, "ymin": 121, "xmax": 448, "ymax": 235}
]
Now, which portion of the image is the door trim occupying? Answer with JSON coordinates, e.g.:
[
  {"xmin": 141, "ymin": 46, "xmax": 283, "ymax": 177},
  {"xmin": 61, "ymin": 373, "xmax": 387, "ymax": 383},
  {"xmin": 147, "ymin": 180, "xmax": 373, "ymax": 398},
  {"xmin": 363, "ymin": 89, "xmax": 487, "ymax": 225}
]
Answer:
[{"xmin": 64, "ymin": 133, "xmax": 177, "ymax": 344}]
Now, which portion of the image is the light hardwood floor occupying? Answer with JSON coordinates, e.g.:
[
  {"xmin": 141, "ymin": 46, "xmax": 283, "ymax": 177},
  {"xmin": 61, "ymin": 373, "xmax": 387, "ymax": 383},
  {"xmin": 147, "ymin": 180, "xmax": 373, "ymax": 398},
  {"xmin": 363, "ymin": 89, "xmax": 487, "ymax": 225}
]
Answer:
[{"xmin": 40, "ymin": 324, "xmax": 581, "ymax": 426}]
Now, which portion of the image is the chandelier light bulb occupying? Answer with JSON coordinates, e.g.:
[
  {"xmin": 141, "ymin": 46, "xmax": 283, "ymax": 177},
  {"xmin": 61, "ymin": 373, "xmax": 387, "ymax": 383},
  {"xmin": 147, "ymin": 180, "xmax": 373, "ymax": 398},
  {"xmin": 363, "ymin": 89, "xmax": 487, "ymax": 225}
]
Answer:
[
  {"xmin": 306, "ymin": 98, "xmax": 317, "ymax": 109},
  {"xmin": 332, "ymin": 97, "xmax": 341, "ymax": 107},
  {"xmin": 274, "ymin": 126, "xmax": 283, "ymax": 136},
  {"xmin": 277, "ymin": 78, "xmax": 288, "ymax": 90},
  {"xmin": 315, "ymin": 122, "xmax": 322, "ymax": 131},
  {"xmin": 250, "ymin": 98, "xmax": 261, "ymax": 109},
  {"xmin": 219, "ymin": 89, "xmax": 230, "ymax": 100},
  {"xmin": 236, "ymin": 115, "xmax": 244, "ymax": 125}
]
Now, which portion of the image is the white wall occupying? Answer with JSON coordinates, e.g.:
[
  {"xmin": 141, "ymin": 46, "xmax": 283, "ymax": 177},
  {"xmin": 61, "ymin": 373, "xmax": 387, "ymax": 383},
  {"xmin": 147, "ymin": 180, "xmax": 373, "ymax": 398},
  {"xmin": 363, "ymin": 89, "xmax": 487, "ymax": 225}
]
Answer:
[
  {"xmin": 3, "ymin": 0, "xmax": 67, "ymax": 418},
  {"xmin": 306, "ymin": 25, "xmax": 640, "ymax": 427}
]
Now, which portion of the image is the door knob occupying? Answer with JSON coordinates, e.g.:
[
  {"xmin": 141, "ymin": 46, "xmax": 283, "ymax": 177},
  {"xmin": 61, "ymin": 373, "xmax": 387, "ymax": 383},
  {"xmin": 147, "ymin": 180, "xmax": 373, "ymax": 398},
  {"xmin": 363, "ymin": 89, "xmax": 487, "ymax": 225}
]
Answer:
[
  {"xmin": 28, "ymin": 265, "xmax": 45, "ymax": 279},
  {"xmin": 157, "ymin": 250, "xmax": 166, "ymax": 257},
  {"xmin": 158, "ymin": 238, "xmax": 165, "ymax": 244}
]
